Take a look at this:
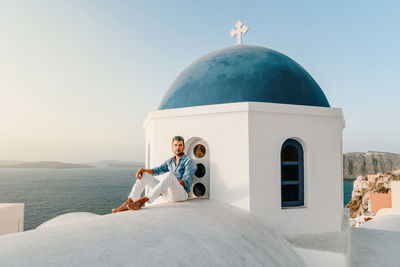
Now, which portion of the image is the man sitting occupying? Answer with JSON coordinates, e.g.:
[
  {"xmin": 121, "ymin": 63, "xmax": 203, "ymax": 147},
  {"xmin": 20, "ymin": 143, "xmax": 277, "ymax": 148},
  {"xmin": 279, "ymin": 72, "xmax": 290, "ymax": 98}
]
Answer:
[{"xmin": 112, "ymin": 136, "xmax": 197, "ymax": 213}]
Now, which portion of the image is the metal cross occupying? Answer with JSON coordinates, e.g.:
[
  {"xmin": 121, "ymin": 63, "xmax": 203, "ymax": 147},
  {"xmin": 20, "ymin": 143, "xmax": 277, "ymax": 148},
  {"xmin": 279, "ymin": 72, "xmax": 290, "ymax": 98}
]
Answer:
[{"xmin": 230, "ymin": 20, "xmax": 248, "ymax": 45}]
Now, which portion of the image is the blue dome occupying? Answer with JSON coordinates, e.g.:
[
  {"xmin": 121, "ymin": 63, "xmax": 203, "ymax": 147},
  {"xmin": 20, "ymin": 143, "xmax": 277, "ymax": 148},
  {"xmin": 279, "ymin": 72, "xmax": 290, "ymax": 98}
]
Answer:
[{"xmin": 159, "ymin": 45, "xmax": 330, "ymax": 110}]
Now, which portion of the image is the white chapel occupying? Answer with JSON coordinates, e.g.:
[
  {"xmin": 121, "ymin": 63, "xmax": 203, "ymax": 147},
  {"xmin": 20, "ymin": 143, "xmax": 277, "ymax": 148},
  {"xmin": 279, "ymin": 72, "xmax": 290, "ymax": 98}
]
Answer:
[{"xmin": 144, "ymin": 29, "xmax": 345, "ymax": 234}]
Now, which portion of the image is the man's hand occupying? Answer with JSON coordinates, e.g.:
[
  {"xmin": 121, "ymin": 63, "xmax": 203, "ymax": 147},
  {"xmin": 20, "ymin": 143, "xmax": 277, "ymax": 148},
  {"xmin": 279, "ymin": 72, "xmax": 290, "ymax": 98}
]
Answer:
[
  {"xmin": 179, "ymin": 180, "xmax": 185, "ymax": 187},
  {"xmin": 136, "ymin": 168, "xmax": 145, "ymax": 179},
  {"xmin": 136, "ymin": 168, "xmax": 154, "ymax": 179}
]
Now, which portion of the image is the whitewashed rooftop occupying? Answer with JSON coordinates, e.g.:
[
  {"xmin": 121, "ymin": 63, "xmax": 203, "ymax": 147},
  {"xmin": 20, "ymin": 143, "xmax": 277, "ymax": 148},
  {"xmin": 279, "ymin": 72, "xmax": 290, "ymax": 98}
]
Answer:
[{"xmin": 0, "ymin": 200, "xmax": 305, "ymax": 267}]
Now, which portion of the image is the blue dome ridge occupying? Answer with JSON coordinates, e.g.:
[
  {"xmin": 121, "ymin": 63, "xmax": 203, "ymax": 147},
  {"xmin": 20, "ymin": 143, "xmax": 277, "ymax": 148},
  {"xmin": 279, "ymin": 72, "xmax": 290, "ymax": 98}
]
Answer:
[{"xmin": 159, "ymin": 45, "xmax": 330, "ymax": 110}]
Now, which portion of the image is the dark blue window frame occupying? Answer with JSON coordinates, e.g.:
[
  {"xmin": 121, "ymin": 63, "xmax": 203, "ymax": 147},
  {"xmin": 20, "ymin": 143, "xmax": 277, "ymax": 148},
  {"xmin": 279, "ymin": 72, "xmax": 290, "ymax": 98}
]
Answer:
[{"xmin": 281, "ymin": 139, "xmax": 304, "ymax": 207}]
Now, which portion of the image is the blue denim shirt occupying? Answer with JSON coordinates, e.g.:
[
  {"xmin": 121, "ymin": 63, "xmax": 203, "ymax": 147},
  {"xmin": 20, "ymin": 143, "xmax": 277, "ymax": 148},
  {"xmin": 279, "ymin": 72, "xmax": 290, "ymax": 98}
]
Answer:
[{"xmin": 152, "ymin": 154, "xmax": 197, "ymax": 193}]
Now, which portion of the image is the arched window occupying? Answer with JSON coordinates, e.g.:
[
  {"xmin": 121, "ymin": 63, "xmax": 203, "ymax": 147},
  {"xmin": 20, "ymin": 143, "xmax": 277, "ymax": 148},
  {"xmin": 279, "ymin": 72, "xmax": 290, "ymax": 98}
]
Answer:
[{"xmin": 281, "ymin": 139, "xmax": 304, "ymax": 207}]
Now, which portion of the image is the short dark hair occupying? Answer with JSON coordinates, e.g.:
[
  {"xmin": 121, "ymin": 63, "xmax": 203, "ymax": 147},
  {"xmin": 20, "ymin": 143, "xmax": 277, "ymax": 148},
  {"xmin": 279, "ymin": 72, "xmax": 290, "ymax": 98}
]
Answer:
[{"xmin": 172, "ymin": 136, "xmax": 184, "ymax": 143}]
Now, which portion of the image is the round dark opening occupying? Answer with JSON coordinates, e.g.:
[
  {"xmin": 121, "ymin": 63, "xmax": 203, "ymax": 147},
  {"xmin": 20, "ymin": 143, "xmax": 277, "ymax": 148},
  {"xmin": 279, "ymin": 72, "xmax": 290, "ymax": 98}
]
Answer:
[
  {"xmin": 193, "ymin": 144, "xmax": 206, "ymax": 158},
  {"xmin": 193, "ymin": 183, "xmax": 206, "ymax": 197},
  {"xmin": 195, "ymin": 163, "xmax": 206, "ymax": 178}
]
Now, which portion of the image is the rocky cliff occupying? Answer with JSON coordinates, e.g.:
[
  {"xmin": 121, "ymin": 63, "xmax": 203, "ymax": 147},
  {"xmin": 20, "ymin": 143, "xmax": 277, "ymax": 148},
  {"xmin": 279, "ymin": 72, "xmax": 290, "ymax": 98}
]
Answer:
[
  {"xmin": 346, "ymin": 170, "xmax": 400, "ymax": 223},
  {"xmin": 343, "ymin": 151, "xmax": 400, "ymax": 179}
]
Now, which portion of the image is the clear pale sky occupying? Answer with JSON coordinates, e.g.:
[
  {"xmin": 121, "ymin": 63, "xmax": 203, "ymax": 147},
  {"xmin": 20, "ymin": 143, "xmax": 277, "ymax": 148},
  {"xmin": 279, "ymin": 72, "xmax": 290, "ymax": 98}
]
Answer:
[{"xmin": 1, "ymin": 1, "xmax": 399, "ymax": 163}]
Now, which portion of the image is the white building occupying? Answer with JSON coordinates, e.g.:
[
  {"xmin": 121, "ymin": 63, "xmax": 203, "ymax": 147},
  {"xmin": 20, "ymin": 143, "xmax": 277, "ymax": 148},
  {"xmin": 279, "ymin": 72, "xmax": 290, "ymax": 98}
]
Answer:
[
  {"xmin": 145, "ymin": 44, "xmax": 345, "ymax": 234},
  {"xmin": 0, "ymin": 203, "xmax": 24, "ymax": 235}
]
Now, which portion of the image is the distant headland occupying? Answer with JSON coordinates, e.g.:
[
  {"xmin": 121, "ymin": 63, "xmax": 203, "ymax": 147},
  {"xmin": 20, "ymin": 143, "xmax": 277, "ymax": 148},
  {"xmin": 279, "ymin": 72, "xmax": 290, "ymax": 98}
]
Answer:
[
  {"xmin": 343, "ymin": 151, "xmax": 400, "ymax": 179},
  {"xmin": 0, "ymin": 160, "xmax": 144, "ymax": 169}
]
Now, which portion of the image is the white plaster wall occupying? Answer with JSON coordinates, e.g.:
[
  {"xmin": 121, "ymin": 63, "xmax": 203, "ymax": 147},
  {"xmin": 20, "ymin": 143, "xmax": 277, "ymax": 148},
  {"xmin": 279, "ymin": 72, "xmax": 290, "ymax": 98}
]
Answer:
[
  {"xmin": 144, "ymin": 103, "xmax": 250, "ymax": 210},
  {"xmin": 248, "ymin": 102, "xmax": 344, "ymax": 234},
  {"xmin": 144, "ymin": 102, "xmax": 344, "ymax": 234},
  {"xmin": 391, "ymin": 181, "xmax": 400, "ymax": 211},
  {"xmin": 0, "ymin": 203, "xmax": 24, "ymax": 235}
]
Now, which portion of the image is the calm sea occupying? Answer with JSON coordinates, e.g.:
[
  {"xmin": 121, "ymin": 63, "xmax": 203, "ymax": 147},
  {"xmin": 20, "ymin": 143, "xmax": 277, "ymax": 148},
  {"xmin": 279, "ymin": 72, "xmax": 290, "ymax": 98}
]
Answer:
[
  {"xmin": 0, "ymin": 168, "xmax": 138, "ymax": 230},
  {"xmin": 0, "ymin": 168, "xmax": 355, "ymax": 231},
  {"xmin": 344, "ymin": 178, "xmax": 355, "ymax": 206}
]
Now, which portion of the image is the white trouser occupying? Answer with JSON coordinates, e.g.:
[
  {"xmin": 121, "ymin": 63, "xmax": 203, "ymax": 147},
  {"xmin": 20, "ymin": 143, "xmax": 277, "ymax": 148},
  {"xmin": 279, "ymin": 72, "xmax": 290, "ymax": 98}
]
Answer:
[{"xmin": 128, "ymin": 172, "xmax": 188, "ymax": 203}]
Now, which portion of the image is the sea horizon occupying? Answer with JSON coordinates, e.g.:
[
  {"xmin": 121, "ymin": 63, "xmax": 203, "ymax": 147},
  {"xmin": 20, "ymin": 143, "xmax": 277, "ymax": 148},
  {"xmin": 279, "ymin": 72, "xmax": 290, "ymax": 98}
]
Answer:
[{"xmin": 0, "ymin": 167, "xmax": 139, "ymax": 230}]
